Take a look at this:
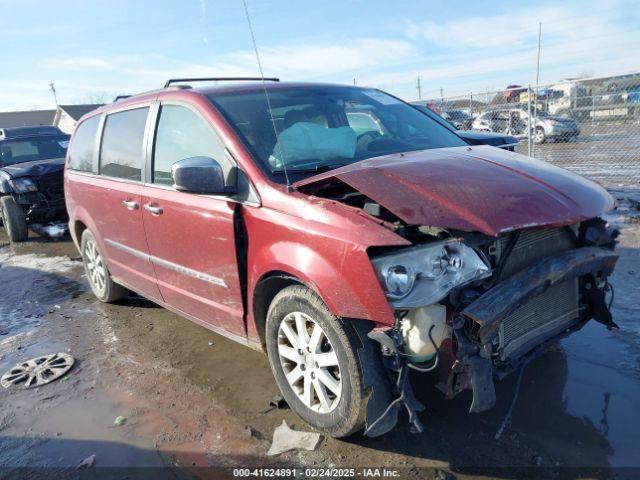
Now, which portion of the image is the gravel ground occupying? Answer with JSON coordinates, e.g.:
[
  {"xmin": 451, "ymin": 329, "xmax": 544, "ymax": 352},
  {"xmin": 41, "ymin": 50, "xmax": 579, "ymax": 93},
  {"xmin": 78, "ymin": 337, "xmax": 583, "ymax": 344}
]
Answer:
[{"xmin": 0, "ymin": 190, "xmax": 639, "ymax": 479}]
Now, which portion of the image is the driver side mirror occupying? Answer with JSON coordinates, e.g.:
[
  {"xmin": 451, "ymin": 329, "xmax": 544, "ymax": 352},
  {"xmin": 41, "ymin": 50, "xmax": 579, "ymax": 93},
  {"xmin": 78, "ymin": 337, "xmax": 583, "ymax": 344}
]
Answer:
[{"xmin": 171, "ymin": 156, "xmax": 228, "ymax": 194}]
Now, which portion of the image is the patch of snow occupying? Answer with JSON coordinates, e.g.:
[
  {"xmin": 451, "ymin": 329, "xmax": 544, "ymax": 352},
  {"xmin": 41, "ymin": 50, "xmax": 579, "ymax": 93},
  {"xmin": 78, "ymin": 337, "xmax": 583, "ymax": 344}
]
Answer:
[{"xmin": 0, "ymin": 251, "xmax": 78, "ymax": 273}]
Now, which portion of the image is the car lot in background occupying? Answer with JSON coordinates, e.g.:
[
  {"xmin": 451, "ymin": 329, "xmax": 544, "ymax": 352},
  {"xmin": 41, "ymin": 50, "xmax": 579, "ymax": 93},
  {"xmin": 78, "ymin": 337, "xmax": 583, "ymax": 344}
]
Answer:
[
  {"xmin": 411, "ymin": 103, "xmax": 518, "ymax": 150},
  {"xmin": 472, "ymin": 107, "xmax": 580, "ymax": 143},
  {"xmin": 504, "ymin": 84, "xmax": 527, "ymax": 103},
  {"xmin": 0, "ymin": 126, "xmax": 70, "ymax": 242},
  {"xmin": 439, "ymin": 109, "xmax": 473, "ymax": 130}
]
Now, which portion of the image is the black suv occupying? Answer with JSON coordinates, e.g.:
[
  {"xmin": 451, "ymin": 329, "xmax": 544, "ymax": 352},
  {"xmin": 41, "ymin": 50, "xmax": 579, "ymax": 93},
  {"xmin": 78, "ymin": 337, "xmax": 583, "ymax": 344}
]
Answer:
[
  {"xmin": 0, "ymin": 126, "xmax": 70, "ymax": 242},
  {"xmin": 411, "ymin": 103, "xmax": 518, "ymax": 151}
]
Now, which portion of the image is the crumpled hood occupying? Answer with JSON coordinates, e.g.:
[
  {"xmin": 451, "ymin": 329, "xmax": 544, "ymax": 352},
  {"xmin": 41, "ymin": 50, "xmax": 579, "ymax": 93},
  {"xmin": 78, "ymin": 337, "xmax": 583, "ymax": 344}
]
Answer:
[
  {"xmin": 294, "ymin": 146, "xmax": 614, "ymax": 236},
  {"xmin": 0, "ymin": 157, "xmax": 65, "ymax": 179}
]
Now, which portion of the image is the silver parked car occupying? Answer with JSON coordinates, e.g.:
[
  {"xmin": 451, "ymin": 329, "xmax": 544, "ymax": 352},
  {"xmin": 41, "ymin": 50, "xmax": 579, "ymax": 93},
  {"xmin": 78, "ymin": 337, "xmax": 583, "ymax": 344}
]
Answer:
[{"xmin": 472, "ymin": 108, "xmax": 580, "ymax": 143}]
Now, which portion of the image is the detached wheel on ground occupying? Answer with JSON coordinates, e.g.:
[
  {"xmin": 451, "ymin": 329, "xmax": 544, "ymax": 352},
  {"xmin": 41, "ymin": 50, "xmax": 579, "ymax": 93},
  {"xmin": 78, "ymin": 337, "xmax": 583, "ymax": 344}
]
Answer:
[
  {"xmin": 80, "ymin": 229, "xmax": 127, "ymax": 303},
  {"xmin": 534, "ymin": 126, "xmax": 546, "ymax": 144},
  {"xmin": 0, "ymin": 196, "xmax": 28, "ymax": 242},
  {"xmin": 266, "ymin": 285, "xmax": 366, "ymax": 438}
]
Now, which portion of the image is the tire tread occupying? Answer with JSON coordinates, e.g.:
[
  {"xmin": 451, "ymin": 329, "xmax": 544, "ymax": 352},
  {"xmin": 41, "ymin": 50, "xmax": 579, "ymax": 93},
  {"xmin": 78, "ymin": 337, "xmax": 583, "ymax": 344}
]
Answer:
[
  {"xmin": 1, "ymin": 196, "xmax": 28, "ymax": 242},
  {"xmin": 266, "ymin": 284, "xmax": 367, "ymax": 438}
]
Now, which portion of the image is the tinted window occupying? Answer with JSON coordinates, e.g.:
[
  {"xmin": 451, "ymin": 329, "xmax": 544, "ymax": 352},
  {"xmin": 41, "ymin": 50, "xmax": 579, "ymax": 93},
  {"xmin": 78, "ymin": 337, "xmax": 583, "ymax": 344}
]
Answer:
[
  {"xmin": 0, "ymin": 135, "xmax": 69, "ymax": 167},
  {"xmin": 208, "ymin": 86, "xmax": 466, "ymax": 182},
  {"xmin": 100, "ymin": 108, "xmax": 148, "ymax": 181},
  {"xmin": 68, "ymin": 115, "xmax": 99, "ymax": 172},
  {"xmin": 153, "ymin": 105, "xmax": 229, "ymax": 185}
]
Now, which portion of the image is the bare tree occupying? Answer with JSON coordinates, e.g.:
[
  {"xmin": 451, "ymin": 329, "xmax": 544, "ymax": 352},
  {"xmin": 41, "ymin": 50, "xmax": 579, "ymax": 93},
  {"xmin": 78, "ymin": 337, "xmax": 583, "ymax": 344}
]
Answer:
[{"xmin": 69, "ymin": 93, "xmax": 110, "ymax": 105}]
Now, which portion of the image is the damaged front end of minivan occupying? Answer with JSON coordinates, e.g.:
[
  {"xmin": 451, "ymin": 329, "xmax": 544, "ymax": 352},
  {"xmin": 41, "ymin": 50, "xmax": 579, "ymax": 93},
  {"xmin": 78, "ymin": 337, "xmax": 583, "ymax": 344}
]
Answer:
[
  {"xmin": 363, "ymin": 220, "xmax": 618, "ymax": 436},
  {"xmin": 295, "ymin": 146, "xmax": 619, "ymax": 437}
]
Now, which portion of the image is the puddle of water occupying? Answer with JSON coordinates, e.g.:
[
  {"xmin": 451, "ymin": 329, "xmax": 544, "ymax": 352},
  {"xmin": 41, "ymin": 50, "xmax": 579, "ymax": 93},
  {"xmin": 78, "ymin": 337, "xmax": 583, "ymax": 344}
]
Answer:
[
  {"xmin": 562, "ymin": 323, "xmax": 640, "ymax": 467},
  {"xmin": 559, "ymin": 236, "xmax": 640, "ymax": 468},
  {"xmin": 0, "ymin": 248, "xmax": 85, "ymax": 338},
  {"xmin": 0, "ymin": 265, "xmax": 85, "ymax": 337}
]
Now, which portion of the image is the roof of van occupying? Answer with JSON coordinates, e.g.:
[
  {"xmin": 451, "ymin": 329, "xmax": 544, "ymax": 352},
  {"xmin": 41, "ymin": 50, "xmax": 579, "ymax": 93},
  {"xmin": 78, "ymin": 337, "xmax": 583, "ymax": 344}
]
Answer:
[
  {"xmin": 196, "ymin": 81, "xmax": 352, "ymax": 95},
  {"xmin": 111, "ymin": 81, "xmax": 358, "ymax": 104},
  {"xmin": 81, "ymin": 82, "xmax": 365, "ymax": 124}
]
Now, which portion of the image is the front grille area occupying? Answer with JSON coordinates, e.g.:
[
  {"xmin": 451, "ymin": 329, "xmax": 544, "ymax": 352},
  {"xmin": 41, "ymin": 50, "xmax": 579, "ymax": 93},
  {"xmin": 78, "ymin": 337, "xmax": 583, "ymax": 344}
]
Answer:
[
  {"xmin": 496, "ymin": 227, "xmax": 575, "ymax": 278},
  {"xmin": 35, "ymin": 171, "xmax": 64, "ymax": 201},
  {"xmin": 493, "ymin": 227, "xmax": 580, "ymax": 360}
]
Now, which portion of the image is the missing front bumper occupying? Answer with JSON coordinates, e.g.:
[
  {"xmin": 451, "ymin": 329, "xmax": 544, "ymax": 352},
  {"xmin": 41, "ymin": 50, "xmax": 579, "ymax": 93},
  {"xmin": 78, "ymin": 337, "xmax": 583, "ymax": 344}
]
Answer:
[
  {"xmin": 455, "ymin": 246, "xmax": 618, "ymax": 412},
  {"xmin": 463, "ymin": 246, "xmax": 618, "ymax": 343},
  {"xmin": 354, "ymin": 246, "xmax": 619, "ymax": 434}
]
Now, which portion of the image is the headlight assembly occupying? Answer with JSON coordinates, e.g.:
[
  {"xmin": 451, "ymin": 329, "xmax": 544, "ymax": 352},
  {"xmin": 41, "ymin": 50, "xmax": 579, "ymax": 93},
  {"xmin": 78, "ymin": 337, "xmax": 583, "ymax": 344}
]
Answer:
[
  {"xmin": 9, "ymin": 178, "xmax": 38, "ymax": 193},
  {"xmin": 383, "ymin": 264, "xmax": 416, "ymax": 299},
  {"xmin": 371, "ymin": 240, "xmax": 491, "ymax": 308}
]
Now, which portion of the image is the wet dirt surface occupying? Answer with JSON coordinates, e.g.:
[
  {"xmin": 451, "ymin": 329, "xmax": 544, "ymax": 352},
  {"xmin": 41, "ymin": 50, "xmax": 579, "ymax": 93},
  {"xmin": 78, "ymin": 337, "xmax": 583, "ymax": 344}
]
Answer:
[{"xmin": 1, "ymin": 191, "xmax": 639, "ymax": 479}]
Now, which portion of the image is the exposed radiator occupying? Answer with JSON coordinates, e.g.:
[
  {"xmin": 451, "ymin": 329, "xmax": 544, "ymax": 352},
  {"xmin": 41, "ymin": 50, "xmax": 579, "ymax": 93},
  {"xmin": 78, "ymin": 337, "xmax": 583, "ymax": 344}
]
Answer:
[
  {"xmin": 496, "ymin": 227, "xmax": 575, "ymax": 278},
  {"xmin": 499, "ymin": 279, "xmax": 579, "ymax": 360},
  {"xmin": 493, "ymin": 227, "xmax": 580, "ymax": 360}
]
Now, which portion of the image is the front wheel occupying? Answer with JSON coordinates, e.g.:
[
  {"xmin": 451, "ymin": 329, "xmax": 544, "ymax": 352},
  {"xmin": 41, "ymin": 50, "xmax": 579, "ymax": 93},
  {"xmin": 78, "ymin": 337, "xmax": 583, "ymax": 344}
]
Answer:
[
  {"xmin": 534, "ymin": 126, "xmax": 546, "ymax": 144},
  {"xmin": 266, "ymin": 285, "xmax": 366, "ymax": 438},
  {"xmin": 1, "ymin": 196, "xmax": 28, "ymax": 242}
]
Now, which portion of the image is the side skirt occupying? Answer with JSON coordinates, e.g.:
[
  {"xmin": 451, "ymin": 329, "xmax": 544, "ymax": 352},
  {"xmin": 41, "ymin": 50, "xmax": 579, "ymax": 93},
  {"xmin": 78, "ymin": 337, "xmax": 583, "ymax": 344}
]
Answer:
[{"xmin": 111, "ymin": 276, "xmax": 264, "ymax": 353}]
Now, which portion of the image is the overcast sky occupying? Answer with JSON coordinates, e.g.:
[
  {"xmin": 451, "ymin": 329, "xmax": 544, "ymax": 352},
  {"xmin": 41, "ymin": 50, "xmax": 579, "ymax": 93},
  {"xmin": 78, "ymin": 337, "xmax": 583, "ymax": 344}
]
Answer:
[{"xmin": 0, "ymin": 0, "xmax": 638, "ymax": 111}]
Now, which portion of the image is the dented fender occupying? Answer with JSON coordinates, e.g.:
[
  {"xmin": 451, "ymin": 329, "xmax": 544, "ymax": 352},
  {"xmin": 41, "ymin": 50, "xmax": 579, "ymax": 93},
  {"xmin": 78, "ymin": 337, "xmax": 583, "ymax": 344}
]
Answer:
[
  {"xmin": 243, "ymin": 198, "xmax": 409, "ymax": 330},
  {"xmin": 249, "ymin": 239, "xmax": 396, "ymax": 324}
]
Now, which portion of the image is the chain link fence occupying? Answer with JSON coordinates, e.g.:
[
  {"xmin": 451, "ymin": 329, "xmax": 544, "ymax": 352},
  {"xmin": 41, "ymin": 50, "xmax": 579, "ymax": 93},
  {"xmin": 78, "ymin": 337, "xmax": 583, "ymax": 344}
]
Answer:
[{"xmin": 417, "ymin": 73, "xmax": 640, "ymax": 188}]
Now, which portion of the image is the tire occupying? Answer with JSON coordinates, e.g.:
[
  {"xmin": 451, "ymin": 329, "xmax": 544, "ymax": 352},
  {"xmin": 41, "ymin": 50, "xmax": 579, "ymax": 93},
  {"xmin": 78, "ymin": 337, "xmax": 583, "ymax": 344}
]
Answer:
[
  {"xmin": 80, "ymin": 229, "xmax": 128, "ymax": 303},
  {"xmin": 1, "ymin": 196, "xmax": 28, "ymax": 242},
  {"xmin": 534, "ymin": 126, "xmax": 546, "ymax": 144},
  {"xmin": 266, "ymin": 285, "xmax": 366, "ymax": 438}
]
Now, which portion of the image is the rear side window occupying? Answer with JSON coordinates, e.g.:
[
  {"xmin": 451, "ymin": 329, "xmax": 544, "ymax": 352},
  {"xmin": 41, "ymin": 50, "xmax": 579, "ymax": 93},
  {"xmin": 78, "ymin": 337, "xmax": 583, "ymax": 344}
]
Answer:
[
  {"xmin": 152, "ymin": 105, "xmax": 230, "ymax": 185},
  {"xmin": 68, "ymin": 115, "xmax": 99, "ymax": 172},
  {"xmin": 100, "ymin": 107, "xmax": 149, "ymax": 181}
]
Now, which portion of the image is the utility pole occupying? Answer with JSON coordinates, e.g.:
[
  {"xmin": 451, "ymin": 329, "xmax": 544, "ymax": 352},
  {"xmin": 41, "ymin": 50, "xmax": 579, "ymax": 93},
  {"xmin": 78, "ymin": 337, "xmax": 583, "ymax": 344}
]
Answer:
[
  {"xmin": 535, "ymin": 22, "xmax": 542, "ymax": 93},
  {"xmin": 533, "ymin": 21, "xmax": 542, "ymax": 157},
  {"xmin": 49, "ymin": 81, "xmax": 59, "ymax": 107},
  {"xmin": 416, "ymin": 76, "xmax": 422, "ymax": 100},
  {"xmin": 527, "ymin": 84, "xmax": 532, "ymax": 157}
]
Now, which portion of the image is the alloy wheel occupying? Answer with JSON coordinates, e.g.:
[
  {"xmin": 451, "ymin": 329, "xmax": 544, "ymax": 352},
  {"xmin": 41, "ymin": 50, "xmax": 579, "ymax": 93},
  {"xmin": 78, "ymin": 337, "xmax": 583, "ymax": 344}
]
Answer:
[
  {"xmin": 277, "ymin": 311, "xmax": 342, "ymax": 414},
  {"xmin": 84, "ymin": 237, "xmax": 107, "ymax": 295}
]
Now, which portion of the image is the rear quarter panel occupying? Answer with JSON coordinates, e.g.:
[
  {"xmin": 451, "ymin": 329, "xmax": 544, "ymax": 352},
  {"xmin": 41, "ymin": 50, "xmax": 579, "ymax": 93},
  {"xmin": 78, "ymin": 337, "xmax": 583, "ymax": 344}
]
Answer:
[{"xmin": 64, "ymin": 171, "xmax": 115, "ymax": 255}]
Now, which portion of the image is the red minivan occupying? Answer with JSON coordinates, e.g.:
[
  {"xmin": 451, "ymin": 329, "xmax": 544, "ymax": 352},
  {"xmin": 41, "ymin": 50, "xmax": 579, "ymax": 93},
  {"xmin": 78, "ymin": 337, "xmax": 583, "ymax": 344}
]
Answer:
[{"xmin": 64, "ymin": 79, "xmax": 618, "ymax": 438}]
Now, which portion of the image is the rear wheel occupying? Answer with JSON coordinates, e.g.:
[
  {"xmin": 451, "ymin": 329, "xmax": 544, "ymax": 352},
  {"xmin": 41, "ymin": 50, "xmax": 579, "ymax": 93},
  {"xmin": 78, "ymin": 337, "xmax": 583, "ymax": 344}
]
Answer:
[
  {"xmin": 266, "ymin": 285, "xmax": 366, "ymax": 438},
  {"xmin": 534, "ymin": 126, "xmax": 546, "ymax": 144},
  {"xmin": 81, "ymin": 229, "xmax": 127, "ymax": 302},
  {"xmin": 1, "ymin": 196, "xmax": 28, "ymax": 243}
]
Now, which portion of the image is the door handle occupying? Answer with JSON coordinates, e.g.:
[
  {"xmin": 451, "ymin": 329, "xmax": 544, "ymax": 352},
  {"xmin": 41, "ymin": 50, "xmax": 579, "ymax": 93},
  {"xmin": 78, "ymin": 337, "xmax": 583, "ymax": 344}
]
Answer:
[
  {"xmin": 143, "ymin": 203, "xmax": 164, "ymax": 216},
  {"xmin": 121, "ymin": 199, "xmax": 139, "ymax": 210}
]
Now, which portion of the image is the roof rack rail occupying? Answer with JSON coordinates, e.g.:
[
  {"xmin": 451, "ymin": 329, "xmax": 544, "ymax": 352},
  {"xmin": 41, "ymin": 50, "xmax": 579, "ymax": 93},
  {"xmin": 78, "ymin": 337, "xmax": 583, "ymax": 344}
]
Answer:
[
  {"xmin": 164, "ymin": 77, "xmax": 280, "ymax": 88},
  {"xmin": 113, "ymin": 95, "xmax": 131, "ymax": 102}
]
